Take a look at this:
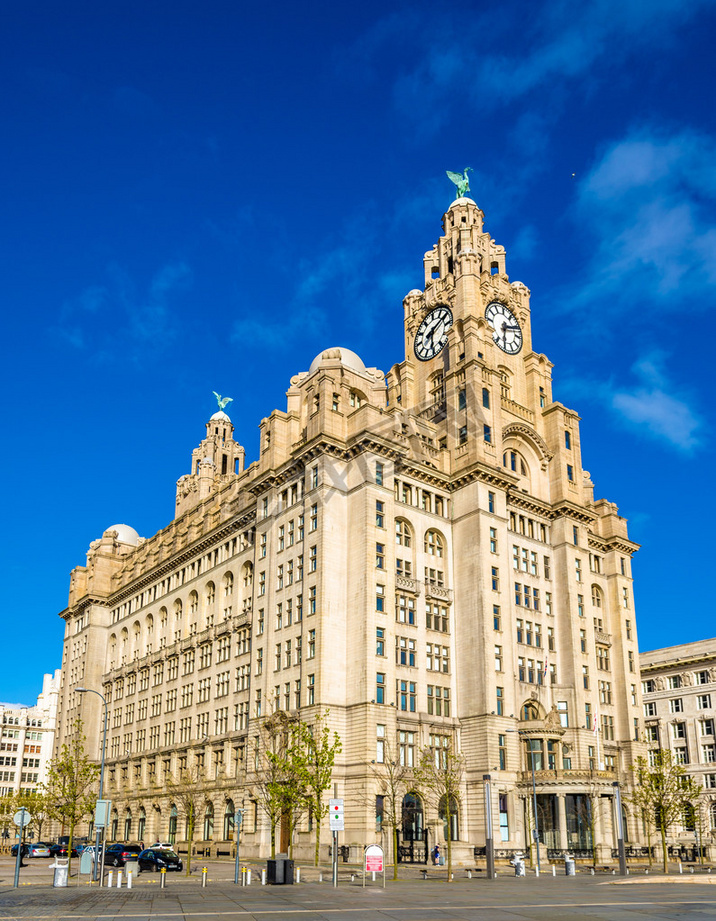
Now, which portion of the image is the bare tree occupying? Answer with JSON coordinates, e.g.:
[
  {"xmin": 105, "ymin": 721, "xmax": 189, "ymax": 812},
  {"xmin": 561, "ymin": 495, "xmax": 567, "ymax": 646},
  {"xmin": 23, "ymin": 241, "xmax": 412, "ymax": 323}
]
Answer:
[
  {"xmin": 414, "ymin": 736, "xmax": 464, "ymax": 881},
  {"xmin": 369, "ymin": 737, "xmax": 412, "ymax": 880},
  {"xmin": 42, "ymin": 718, "xmax": 99, "ymax": 875},
  {"xmin": 629, "ymin": 751, "xmax": 703, "ymax": 873},
  {"xmin": 164, "ymin": 766, "xmax": 203, "ymax": 876}
]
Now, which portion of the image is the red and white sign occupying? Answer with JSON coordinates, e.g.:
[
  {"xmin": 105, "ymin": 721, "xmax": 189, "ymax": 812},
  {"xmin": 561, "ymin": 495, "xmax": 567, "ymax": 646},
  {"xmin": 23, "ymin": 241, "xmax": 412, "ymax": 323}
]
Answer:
[
  {"xmin": 329, "ymin": 798, "xmax": 344, "ymax": 831},
  {"xmin": 364, "ymin": 844, "xmax": 384, "ymax": 873}
]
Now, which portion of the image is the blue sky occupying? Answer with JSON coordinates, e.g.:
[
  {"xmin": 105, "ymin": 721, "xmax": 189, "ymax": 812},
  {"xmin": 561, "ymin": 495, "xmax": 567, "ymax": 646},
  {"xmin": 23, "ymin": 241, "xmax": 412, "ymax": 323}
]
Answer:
[{"xmin": 2, "ymin": 0, "xmax": 715, "ymax": 704}]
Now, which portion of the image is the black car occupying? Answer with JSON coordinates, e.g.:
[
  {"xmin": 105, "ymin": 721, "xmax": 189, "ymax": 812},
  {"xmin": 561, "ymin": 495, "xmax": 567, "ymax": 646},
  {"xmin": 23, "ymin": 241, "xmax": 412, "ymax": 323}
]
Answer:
[
  {"xmin": 48, "ymin": 843, "xmax": 79, "ymax": 858},
  {"xmin": 137, "ymin": 848, "xmax": 183, "ymax": 872},
  {"xmin": 104, "ymin": 843, "xmax": 143, "ymax": 867}
]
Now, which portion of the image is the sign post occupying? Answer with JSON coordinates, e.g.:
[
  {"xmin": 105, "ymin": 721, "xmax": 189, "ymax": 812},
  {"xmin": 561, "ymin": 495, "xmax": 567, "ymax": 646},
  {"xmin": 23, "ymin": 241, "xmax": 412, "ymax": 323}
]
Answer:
[
  {"xmin": 363, "ymin": 844, "xmax": 385, "ymax": 888},
  {"xmin": 13, "ymin": 808, "xmax": 31, "ymax": 889},
  {"xmin": 329, "ymin": 797, "xmax": 344, "ymax": 888},
  {"xmin": 234, "ymin": 809, "xmax": 243, "ymax": 885}
]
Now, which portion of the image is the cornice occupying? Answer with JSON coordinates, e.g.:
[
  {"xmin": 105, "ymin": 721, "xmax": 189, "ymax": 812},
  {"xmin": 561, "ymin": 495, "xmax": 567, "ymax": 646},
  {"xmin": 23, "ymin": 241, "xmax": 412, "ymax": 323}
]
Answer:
[
  {"xmin": 507, "ymin": 491, "xmax": 555, "ymax": 520},
  {"xmin": 552, "ymin": 500, "xmax": 597, "ymax": 526},
  {"xmin": 449, "ymin": 461, "xmax": 517, "ymax": 493}
]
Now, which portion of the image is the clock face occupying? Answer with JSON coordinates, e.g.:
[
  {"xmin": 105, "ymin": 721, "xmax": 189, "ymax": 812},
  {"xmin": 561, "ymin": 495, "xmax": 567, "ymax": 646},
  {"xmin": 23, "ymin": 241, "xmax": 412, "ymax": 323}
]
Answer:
[
  {"xmin": 485, "ymin": 301, "xmax": 523, "ymax": 354},
  {"xmin": 414, "ymin": 305, "xmax": 454, "ymax": 361}
]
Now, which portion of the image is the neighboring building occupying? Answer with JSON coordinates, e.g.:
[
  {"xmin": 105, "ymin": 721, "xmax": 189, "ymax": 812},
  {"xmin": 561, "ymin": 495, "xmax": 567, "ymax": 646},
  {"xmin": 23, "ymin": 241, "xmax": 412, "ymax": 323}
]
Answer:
[
  {"xmin": 0, "ymin": 670, "xmax": 61, "ymax": 797},
  {"xmin": 54, "ymin": 195, "xmax": 643, "ymax": 863},
  {"xmin": 640, "ymin": 640, "xmax": 716, "ymax": 848}
]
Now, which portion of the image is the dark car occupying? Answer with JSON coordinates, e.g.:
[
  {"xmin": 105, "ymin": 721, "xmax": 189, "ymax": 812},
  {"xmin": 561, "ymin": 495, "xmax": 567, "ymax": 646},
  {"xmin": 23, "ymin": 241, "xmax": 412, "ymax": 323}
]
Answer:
[
  {"xmin": 137, "ymin": 848, "xmax": 183, "ymax": 872},
  {"xmin": 104, "ymin": 843, "xmax": 143, "ymax": 867},
  {"xmin": 49, "ymin": 843, "xmax": 79, "ymax": 858},
  {"xmin": 10, "ymin": 843, "xmax": 29, "ymax": 857}
]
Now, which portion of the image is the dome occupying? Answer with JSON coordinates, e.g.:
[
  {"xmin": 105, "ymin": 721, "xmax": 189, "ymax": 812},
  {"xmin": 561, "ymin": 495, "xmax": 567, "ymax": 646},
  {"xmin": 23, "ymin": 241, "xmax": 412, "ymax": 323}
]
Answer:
[
  {"xmin": 309, "ymin": 347, "xmax": 366, "ymax": 374},
  {"xmin": 210, "ymin": 410, "xmax": 231, "ymax": 422},
  {"xmin": 104, "ymin": 524, "xmax": 140, "ymax": 545},
  {"xmin": 449, "ymin": 196, "xmax": 477, "ymax": 207}
]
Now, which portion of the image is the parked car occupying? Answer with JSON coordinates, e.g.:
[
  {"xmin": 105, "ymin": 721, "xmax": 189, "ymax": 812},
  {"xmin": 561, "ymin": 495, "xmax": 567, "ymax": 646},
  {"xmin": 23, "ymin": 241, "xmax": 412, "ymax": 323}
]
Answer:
[
  {"xmin": 137, "ymin": 848, "xmax": 183, "ymax": 872},
  {"xmin": 27, "ymin": 843, "xmax": 51, "ymax": 858},
  {"xmin": 104, "ymin": 843, "xmax": 143, "ymax": 867},
  {"xmin": 148, "ymin": 842, "xmax": 174, "ymax": 850},
  {"xmin": 48, "ymin": 843, "xmax": 79, "ymax": 858},
  {"xmin": 10, "ymin": 844, "xmax": 29, "ymax": 857}
]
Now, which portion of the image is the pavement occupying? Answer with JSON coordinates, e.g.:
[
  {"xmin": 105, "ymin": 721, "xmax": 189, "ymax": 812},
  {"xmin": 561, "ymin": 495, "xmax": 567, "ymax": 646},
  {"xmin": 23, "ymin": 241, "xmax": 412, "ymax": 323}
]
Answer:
[{"xmin": 2, "ymin": 857, "xmax": 716, "ymax": 920}]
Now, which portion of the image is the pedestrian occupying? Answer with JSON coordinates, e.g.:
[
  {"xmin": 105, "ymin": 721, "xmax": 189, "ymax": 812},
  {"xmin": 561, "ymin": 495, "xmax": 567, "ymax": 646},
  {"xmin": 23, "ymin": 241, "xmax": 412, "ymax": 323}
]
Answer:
[{"xmin": 432, "ymin": 843, "xmax": 440, "ymax": 865}]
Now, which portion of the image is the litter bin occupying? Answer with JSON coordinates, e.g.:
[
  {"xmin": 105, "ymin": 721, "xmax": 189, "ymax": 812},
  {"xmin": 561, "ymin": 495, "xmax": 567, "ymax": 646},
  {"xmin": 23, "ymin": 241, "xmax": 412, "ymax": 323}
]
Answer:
[
  {"xmin": 266, "ymin": 856, "xmax": 294, "ymax": 884},
  {"xmin": 52, "ymin": 857, "xmax": 69, "ymax": 888},
  {"xmin": 511, "ymin": 855, "xmax": 525, "ymax": 877},
  {"xmin": 564, "ymin": 855, "xmax": 576, "ymax": 876}
]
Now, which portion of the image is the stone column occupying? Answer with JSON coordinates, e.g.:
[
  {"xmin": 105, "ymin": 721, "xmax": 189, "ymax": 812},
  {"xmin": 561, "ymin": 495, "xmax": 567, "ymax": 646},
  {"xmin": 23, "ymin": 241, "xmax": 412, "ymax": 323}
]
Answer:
[{"xmin": 557, "ymin": 794, "xmax": 568, "ymax": 850}]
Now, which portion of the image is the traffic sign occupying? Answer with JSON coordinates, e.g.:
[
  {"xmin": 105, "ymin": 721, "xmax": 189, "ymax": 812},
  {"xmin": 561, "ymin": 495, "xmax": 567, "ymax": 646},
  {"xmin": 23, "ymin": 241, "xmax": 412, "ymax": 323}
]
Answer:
[
  {"xmin": 365, "ymin": 844, "xmax": 383, "ymax": 873},
  {"xmin": 13, "ymin": 809, "xmax": 31, "ymax": 828},
  {"xmin": 329, "ymin": 798, "xmax": 344, "ymax": 831}
]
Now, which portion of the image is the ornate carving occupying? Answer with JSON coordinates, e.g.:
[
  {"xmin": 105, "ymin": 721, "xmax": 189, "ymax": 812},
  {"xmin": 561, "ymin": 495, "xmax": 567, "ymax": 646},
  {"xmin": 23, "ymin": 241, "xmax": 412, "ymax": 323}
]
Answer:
[{"xmin": 502, "ymin": 422, "xmax": 552, "ymax": 461}]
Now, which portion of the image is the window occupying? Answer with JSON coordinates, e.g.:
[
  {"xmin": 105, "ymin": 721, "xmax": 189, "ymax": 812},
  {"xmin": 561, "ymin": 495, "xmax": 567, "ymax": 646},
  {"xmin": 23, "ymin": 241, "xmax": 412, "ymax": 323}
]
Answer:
[
  {"xmin": 565, "ymin": 430, "xmax": 571, "ymax": 450},
  {"xmin": 307, "ymin": 674, "xmax": 315, "ymax": 706},
  {"xmin": 376, "ymin": 628, "xmax": 385, "ymax": 657},
  {"xmin": 424, "ymin": 531, "xmax": 444, "ymax": 557},
  {"xmin": 496, "ymin": 687, "xmax": 504, "ymax": 716},
  {"xmin": 696, "ymin": 670, "xmax": 710, "ymax": 686},
  {"xmin": 483, "ymin": 424, "xmax": 492, "ymax": 443},
  {"xmin": 557, "ymin": 701, "xmax": 569, "ymax": 728},
  {"xmin": 670, "ymin": 698, "xmax": 684, "ymax": 713},
  {"xmin": 426, "ymin": 643, "xmax": 449, "ymax": 673},
  {"xmin": 310, "ymin": 504, "xmax": 318, "ymax": 532},
  {"xmin": 376, "ymin": 462, "xmax": 384, "ymax": 486},
  {"xmin": 395, "ymin": 519, "xmax": 412, "ymax": 547},
  {"xmin": 399, "ymin": 730, "xmax": 415, "ymax": 767},
  {"xmin": 490, "ymin": 528, "xmax": 497, "ymax": 553},
  {"xmin": 397, "ymin": 594, "xmax": 416, "ymax": 625},
  {"xmin": 669, "ymin": 675, "xmax": 682, "ymax": 689},
  {"xmin": 376, "ymin": 584, "xmax": 385, "ymax": 612},
  {"xmin": 309, "ymin": 546, "xmax": 317, "ymax": 572},
  {"xmin": 376, "ymin": 724, "xmax": 385, "ymax": 763},
  {"xmin": 397, "ymin": 680, "xmax": 416, "ymax": 712},
  {"xmin": 376, "ymin": 543, "xmax": 385, "ymax": 569},
  {"xmin": 493, "ymin": 605, "xmax": 501, "ymax": 631},
  {"xmin": 582, "ymin": 665, "xmax": 590, "ymax": 689},
  {"xmin": 488, "ymin": 491, "xmax": 495, "ymax": 513},
  {"xmin": 698, "ymin": 694, "xmax": 711, "ymax": 709},
  {"xmin": 573, "ymin": 526, "xmax": 579, "ymax": 545},
  {"xmin": 702, "ymin": 719, "xmax": 715, "ymax": 737},
  {"xmin": 459, "ymin": 425, "xmax": 467, "ymax": 445},
  {"xmin": 575, "ymin": 558, "xmax": 582, "ymax": 582},
  {"xmin": 396, "ymin": 636, "xmax": 416, "ymax": 667},
  {"xmin": 704, "ymin": 745, "xmax": 716, "ymax": 763},
  {"xmin": 491, "ymin": 567, "xmax": 500, "ymax": 591},
  {"xmin": 376, "ymin": 673, "xmax": 385, "ymax": 704},
  {"xmin": 495, "ymin": 646, "xmax": 503, "ymax": 671},
  {"xmin": 644, "ymin": 701, "xmax": 656, "ymax": 717},
  {"xmin": 375, "ymin": 500, "xmax": 385, "ymax": 528},
  {"xmin": 671, "ymin": 722, "xmax": 686, "ymax": 740},
  {"xmin": 567, "ymin": 464, "xmax": 574, "ymax": 481},
  {"xmin": 427, "ymin": 686, "xmax": 451, "ymax": 716}
]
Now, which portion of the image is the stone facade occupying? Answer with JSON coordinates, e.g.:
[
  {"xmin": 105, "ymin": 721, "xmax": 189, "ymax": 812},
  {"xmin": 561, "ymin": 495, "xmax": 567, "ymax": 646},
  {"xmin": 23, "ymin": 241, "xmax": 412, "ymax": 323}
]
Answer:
[
  {"xmin": 640, "ymin": 639, "xmax": 716, "ymax": 855},
  {"xmin": 54, "ymin": 197, "xmax": 644, "ymax": 863},
  {"xmin": 1, "ymin": 670, "xmax": 61, "ymax": 797}
]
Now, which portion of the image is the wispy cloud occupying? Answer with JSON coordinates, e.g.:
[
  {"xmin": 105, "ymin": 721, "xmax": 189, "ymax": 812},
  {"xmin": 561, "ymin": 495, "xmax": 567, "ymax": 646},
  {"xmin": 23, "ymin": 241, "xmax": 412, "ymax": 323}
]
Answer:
[
  {"xmin": 568, "ymin": 352, "xmax": 704, "ymax": 452},
  {"xmin": 54, "ymin": 261, "xmax": 192, "ymax": 360}
]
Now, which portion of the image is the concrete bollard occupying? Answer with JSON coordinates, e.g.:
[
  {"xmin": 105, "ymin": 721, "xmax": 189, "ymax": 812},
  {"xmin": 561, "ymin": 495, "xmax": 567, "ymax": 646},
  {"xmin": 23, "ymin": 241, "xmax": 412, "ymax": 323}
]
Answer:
[
  {"xmin": 296, "ymin": 867, "xmax": 301, "ymax": 883},
  {"xmin": 201, "ymin": 867, "xmax": 208, "ymax": 888},
  {"xmin": 246, "ymin": 870, "xmax": 251, "ymax": 886},
  {"xmin": 679, "ymin": 862, "xmax": 683, "ymax": 874},
  {"xmin": 535, "ymin": 867, "xmax": 539, "ymax": 878},
  {"xmin": 107, "ymin": 870, "xmax": 114, "ymax": 888},
  {"xmin": 467, "ymin": 869, "xmax": 471, "ymax": 879},
  {"xmin": 318, "ymin": 870, "xmax": 323, "ymax": 883},
  {"xmin": 645, "ymin": 869, "xmax": 649, "ymax": 874},
  {"xmin": 160, "ymin": 869, "xmax": 166, "ymax": 889},
  {"xmin": 626, "ymin": 868, "xmax": 630, "ymax": 875},
  {"xmin": 691, "ymin": 867, "xmax": 694, "ymax": 874},
  {"xmin": 590, "ymin": 868, "xmax": 594, "ymax": 876},
  {"xmin": 552, "ymin": 866, "xmax": 556, "ymax": 877}
]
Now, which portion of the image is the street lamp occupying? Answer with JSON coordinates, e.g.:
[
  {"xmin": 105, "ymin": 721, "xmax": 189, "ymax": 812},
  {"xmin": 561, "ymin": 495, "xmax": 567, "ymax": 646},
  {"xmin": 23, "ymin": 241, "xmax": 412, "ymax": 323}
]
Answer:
[{"xmin": 76, "ymin": 687, "xmax": 108, "ymax": 884}]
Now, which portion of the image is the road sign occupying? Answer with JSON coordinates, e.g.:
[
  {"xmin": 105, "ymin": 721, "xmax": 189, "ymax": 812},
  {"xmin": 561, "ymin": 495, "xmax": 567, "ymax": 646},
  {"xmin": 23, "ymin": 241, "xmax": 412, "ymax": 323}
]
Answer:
[
  {"xmin": 365, "ymin": 844, "xmax": 383, "ymax": 873},
  {"xmin": 329, "ymin": 798, "xmax": 344, "ymax": 831},
  {"xmin": 94, "ymin": 799, "xmax": 111, "ymax": 829},
  {"xmin": 235, "ymin": 809, "xmax": 243, "ymax": 827},
  {"xmin": 13, "ymin": 809, "xmax": 31, "ymax": 828}
]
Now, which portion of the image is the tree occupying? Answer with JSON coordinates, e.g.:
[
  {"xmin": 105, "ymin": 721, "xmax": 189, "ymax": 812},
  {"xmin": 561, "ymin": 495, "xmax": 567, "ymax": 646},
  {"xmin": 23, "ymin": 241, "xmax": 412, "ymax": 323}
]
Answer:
[
  {"xmin": 42, "ymin": 719, "xmax": 99, "ymax": 874},
  {"xmin": 296, "ymin": 711, "xmax": 341, "ymax": 866},
  {"xmin": 369, "ymin": 737, "xmax": 412, "ymax": 880},
  {"xmin": 163, "ymin": 766, "xmax": 203, "ymax": 876},
  {"xmin": 414, "ymin": 736, "xmax": 464, "ymax": 881},
  {"xmin": 628, "ymin": 751, "xmax": 703, "ymax": 873},
  {"xmin": 16, "ymin": 791, "xmax": 50, "ymax": 842}
]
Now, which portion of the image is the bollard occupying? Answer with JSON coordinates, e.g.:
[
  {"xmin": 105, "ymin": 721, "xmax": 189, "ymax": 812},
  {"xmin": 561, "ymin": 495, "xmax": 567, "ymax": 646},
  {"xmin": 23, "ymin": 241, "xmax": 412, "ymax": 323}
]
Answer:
[
  {"xmin": 296, "ymin": 867, "xmax": 301, "ymax": 883},
  {"xmin": 318, "ymin": 871, "xmax": 323, "ymax": 883},
  {"xmin": 552, "ymin": 866, "xmax": 556, "ymax": 877},
  {"xmin": 590, "ymin": 868, "xmax": 594, "ymax": 876},
  {"xmin": 117, "ymin": 870, "xmax": 123, "ymax": 888},
  {"xmin": 679, "ymin": 862, "xmax": 683, "ymax": 874},
  {"xmin": 246, "ymin": 870, "xmax": 251, "ymax": 886},
  {"xmin": 691, "ymin": 867, "xmax": 694, "ymax": 874},
  {"xmin": 261, "ymin": 868, "xmax": 266, "ymax": 885},
  {"xmin": 645, "ymin": 869, "xmax": 649, "ymax": 874},
  {"xmin": 467, "ymin": 869, "xmax": 471, "ymax": 879},
  {"xmin": 160, "ymin": 869, "xmax": 166, "ymax": 889},
  {"xmin": 350, "ymin": 873, "xmax": 355, "ymax": 882},
  {"xmin": 611, "ymin": 869, "xmax": 616, "ymax": 875},
  {"xmin": 626, "ymin": 868, "xmax": 629, "ymax": 875},
  {"xmin": 202, "ymin": 867, "xmax": 208, "ymax": 888},
  {"xmin": 127, "ymin": 870, "xmax": 133, "ymax": 890},
  {"xmin": 535, "ymin": 867, "xmax": 539, "ymax": 878},
  {"xmin": 108, "ymin": 870, "xmax": 114, "ymax": 888}
]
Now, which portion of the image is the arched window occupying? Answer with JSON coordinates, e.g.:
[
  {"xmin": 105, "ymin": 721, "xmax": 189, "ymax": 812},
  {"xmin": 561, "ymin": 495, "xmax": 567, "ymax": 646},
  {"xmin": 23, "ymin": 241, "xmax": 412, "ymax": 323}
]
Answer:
[
  {"xmin": 521, "ymin": 702, "xmax": 540, "ymax": 721},
  {"xmin": 424, "ymin": 530, "xmax": 444, "ymax": 557},
  {"xmin": 482, "ymin": 388, "xmax": 490, "ymax": 409},
  {"xmin": 169, "ymin": 805, "xmax": 178, "ymax": 844},
  {"xmin": 137, "ymin": 806, "xmax": 146, "ymax": 842},
  {"xmin": 439, "ymin": 795, "xmax": 459, "ymax": 841},
  {"xmin": 498, "ymin": 368, "xmax": 512, "ymax": 399},
  {"xmin": 204, "ymin": 801, "xmax": 214, "ymax": 841},
  {"xmin": 189, "ymin": 592, "xmax": 198, "ymax": 616},
  {"xmin": 591, "ymin": 585, "xmax": 603, "ymax": 608},
  {"xmin": 124, "ymin": 808, "xmax": 132, "ymax": 841},
  {"xmin": 174, "ymin": 599, "xmax": 183, "ymax": 620},
  {"xmin": 111, "ymin": 810, "xmax": 119, "ymax": 841},
  {"xmin": 430, "ymin": 372, "xmax": 445, "ymax": 404},
  {"xmin": 109, "ymin": 634, "xmax": 117, "ymax": 666},
  {"xmin": 224, "ymin": 800, "xmax": 235, "ymax": 840},
  {"xmin": 159, "ymin": 606, "xmax": 168, "ymax": 629},
  {"xmin": 503, "ymin": 450, "xmax": 527, "ymax": 476},
  {"xmin": 395, "ymin": 519, "xmax": 412, "ymax": 548},
  {"xmin": 242, "ymin": 562, "xmax": 254, "ymax": 587},
  {"xmin": 223, "ymin": 572, "xmax": 234, "ymax": 597},
  {"xmin": 205, "ymin": 582, "xmax": 216, "ymax": 607},
  {"xmin": 146, "ymin": 614, "xmax": 154, "ymax": 633},
  {"xmin": 402, "ymin": 793, "xmax": 424, "ymax": 841}
]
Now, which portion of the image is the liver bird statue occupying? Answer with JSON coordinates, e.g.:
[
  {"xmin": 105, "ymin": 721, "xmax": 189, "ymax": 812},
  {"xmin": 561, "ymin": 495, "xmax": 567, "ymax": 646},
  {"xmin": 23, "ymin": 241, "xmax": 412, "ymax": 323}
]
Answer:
[
  {"xmin": 213, "ymin": 392, "xmax": 233, "ymax": 411},
  {"xmin": 446, "ymin": 168, "xmax": 473, "ymax": 200}
]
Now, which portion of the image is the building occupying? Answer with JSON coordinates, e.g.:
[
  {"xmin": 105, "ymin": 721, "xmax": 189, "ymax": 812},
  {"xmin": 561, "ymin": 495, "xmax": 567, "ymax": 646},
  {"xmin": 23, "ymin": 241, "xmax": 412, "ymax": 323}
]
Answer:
[
  {"xmin": 0, "ymin": 670, "xmax": 61, "ymax": 797},
  {"xmin": 640, "ymin": 639, "xmax": 716, "ymax": 853},
  {"xmin": 54, "ymin": 195, "xmax": 644, "ymax": 863}
]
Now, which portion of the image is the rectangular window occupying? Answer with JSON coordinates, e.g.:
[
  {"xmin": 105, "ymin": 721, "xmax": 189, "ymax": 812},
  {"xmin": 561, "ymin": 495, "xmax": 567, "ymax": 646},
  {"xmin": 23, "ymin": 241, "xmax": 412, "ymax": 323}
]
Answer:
[
  {"xmin": 376, "ymin": 584, "xmax": 385, "ymax": 612},
  {"xmin": 376, "ymin": 724, "xmax": 385, "ymax": 763},
  {"xmin": 567, "ymin": 464, "xmax": 574, "ymax": 481},
  {"xmin": 491, "ymin": 567, "xmax": 499, "ymax": 591},
  {"xmin": 696, "ymin": 670, "xmax": 710, "ymax": 686},
  {"xmin": 397, "ymin": 680, "xmax": 416, "ymax": 712},
  {"xmin": 307, "ymin": 674, "xmax": 315, "ymax": 706},
  {"xmin": 644, "ymin": 701, "xmax": 656, "ymax": 716},
  {"xmin": 376, "ymin": 543, "xmax": 385, "ymax": 569},
  {"xmin": 484, "ymin": 424, "xmax": 492, "ymax": 443},
  {"xmin": 495, "ymin": 645, "xmax": 502, "ymax": 671},
  {"xmin": 557, "ymin": 701, "xmax": 569, "ymax": 728},
  {"xmin": 490, "ymin": 527, "xmax": 497, "ymax": 553},
  {"xmin": 375, "ymin": 462, "xmax": 384, "ymax": 486},
  {"xmin": 496, "ymin": 686, "xmax": 504, "ymax": 716},
  {"xmin": 488, "ymin": 491, "xmax": 495, "ymax": 513},
  {"xmin": 565, "ymin": 430, "xmax": 571, "ymax": 450},
  {"xmin": 670, "ymin": 698, "xmax": 684, "ymax": 713},
  {"xmin": 698, "ymin": 694, "xmax": 712, "ymax": 709},
  {"xmin": 493, "ymin": 605, "xmax": 501, "ymax": 631},
  {"xmin": 376, "ymin": 628, "xmax": 385, "ymax": 657},
  {"xmin": 375, "ymin": 500, "xmax": 385, "ymax": 528},
  {"xmin": 376, "ymin": 673, "xmax": 385, "ymax": 704}
]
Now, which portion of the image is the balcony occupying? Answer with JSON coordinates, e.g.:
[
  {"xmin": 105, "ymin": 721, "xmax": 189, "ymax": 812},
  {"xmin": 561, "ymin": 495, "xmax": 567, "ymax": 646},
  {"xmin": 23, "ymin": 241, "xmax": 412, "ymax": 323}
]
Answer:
[
  {"xmin": 396, "ymin": 575, "xmax": 421, "ymax": 595},
  {"xmin": 424, "ymin": 581, "xmax": 453, "ymax": 602},
  {"xmin": 594, "ymin": 630, "xmax": 611, "ymax": 646}
]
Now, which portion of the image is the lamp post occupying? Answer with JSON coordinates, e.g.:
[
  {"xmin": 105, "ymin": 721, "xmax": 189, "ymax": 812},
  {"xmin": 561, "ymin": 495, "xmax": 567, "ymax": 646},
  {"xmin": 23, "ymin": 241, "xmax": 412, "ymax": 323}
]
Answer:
[
  {"xmin": 612, "ymin": 781, "xmax": 627, "ymax": 876},
  {"xmin": 483, "ymin": 774, "xmax": 495, "ymax": 880},
  {"xmin": 76, "ymin": 687, "xmax": 108, "ymax": 884}
]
